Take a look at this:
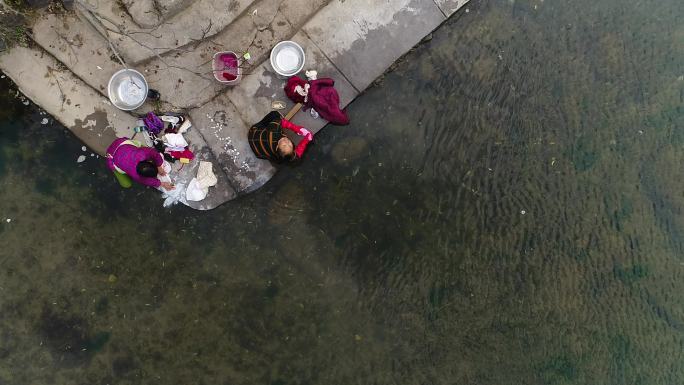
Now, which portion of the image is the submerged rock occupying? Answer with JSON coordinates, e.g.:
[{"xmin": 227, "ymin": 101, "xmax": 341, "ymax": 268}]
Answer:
[
  {"xmin": 331, "ymin": 137, "xmax": 368, "ymax": 165},
  {"xmin": 267, "ymin": 183, "xmax": 306, "ymax": 226}
]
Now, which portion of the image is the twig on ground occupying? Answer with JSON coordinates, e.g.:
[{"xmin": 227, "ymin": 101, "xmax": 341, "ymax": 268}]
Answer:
[{"xmin": 46, "ymin": 66, "xmax": 67, "ymax": 109}]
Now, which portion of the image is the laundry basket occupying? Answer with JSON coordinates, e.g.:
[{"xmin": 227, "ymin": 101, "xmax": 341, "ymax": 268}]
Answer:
[{"xmin": 212, "ymin": 51, "xmax": 242, "ymax": 85}]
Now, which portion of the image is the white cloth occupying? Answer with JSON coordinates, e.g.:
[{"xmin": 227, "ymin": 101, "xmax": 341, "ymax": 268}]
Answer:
[
  {"xmin": 156, "ymin": 161, "xmax": 186, "ymax": 207},
  {"xmin": 162, "ymin": 182, "xmax": 186, "ymax": 207},
  {"xmin": 186, "ymin": 161, "xmax": 218, "ymax": 202},
  {"xmin": 163, "ymin": 133, "xmax": 188, "ymax": 151},
  {"xmin": 157, "ymin": 161, "xmax": 173, "ymax": 192},
  {"xmin": 294, "ymin": 83, "xmax": 310, "ymax": 103},
  {"xmin": 196, "ymin": 161, "xmax": 218, "ymax": 188},
  {"xmin": 186, "ymin": 179, "xmax": 206, "ymax": 202},
  {"xmin": 305, "ymin": 70, "xmax": 318, "ymax": 81},
  {"xmin": 177, "ymin": 119, "xmax": 192, "ymax": 134},
  {"xmin": 159, "ymin": 115, "xmax": 180, "ymax": 126}
]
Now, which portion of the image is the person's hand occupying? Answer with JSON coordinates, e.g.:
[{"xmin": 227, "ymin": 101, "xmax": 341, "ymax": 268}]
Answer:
[
  {"xmin": 160, "ymin": 182, "xmax": 175, "ymax": 190},
  {"xmin": 306, "ymin": 132, "xmax": 313, "ymax": 141},
  {"xmin": 157, "ymin": 166, "xmax": 167, "ymax": 176},
  {"xmin": 300, "ymin": 128, "xmax": 312, "ymax": 137}
]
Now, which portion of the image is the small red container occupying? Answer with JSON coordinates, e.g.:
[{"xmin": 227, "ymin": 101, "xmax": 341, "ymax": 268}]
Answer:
[{"xmin": 212, "ymin": 51, "xmax": 241, "ymax": 85}]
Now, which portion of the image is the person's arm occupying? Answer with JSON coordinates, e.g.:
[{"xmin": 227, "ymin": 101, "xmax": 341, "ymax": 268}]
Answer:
[
  {"xmin": 140, "ymin": 147, "xmax": 168, "ymax": 176},
  {"xmin": 294, "ymin": 132, "xmax": 313, "ymax": 158},
  {"xmin": 105, "ymin": 138, "xmax": 124, "ymax": 172},
  {"xmin": 106, "ymin": 156, "xmax": 115, "ymax": 172},
  {"xmin": 280, "ymin": 118, "xmax": 313, "ymax": 158},
  {"xmin": 130, "ymin": 172, "xmax": 162, "ymax": 188},
  {"xmin": 280, "ymin": 118, "xmax": 308, "ymax": 136},
  {"xmin": 142, "ymin": 147, "xmax": 164, "ymax": 167}
]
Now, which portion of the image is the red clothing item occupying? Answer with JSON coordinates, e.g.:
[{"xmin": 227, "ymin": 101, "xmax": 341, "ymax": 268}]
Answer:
[
  {"xmin": 284, "ymin": 76, "xmax": 349, "ymax": 125},
  {"xmin": 280, "ymin": 118, "xmax": 313, "ymax": 158},
  {"xmin": 168, "ymin": 149, "xmax": 195, "ymax": 160},
  {"xmin": 284, "ymin": 76, "xmax": 308, "ymax": 103},
  {"xmin": 308, "ymin": 78, "xmax": 349, "ymax": 125}
]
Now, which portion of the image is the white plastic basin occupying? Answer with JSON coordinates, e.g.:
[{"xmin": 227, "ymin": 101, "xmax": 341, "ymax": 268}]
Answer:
[{"xmin": 270, "ymin": 41, "xmax": 305, "ymax": 77}]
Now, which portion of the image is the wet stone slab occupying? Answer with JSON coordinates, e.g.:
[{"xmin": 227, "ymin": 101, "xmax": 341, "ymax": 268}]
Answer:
[
  {"xmin": 435, "ymin": 0, "xmax": 471, "ymax": 16},
  {"xmin": 140, "ymin": 0, "xmax": 297, "ymax": 110},
  {"xmin": 123, "ymin": 0, "xmax": 197, "ymax": 28},
  {"xmin": 189, "ymin": 96, "xmax": 276, "ymax": 196},
  {"xmin": 302, "ymin": 0, "xmax": 446, "ymax": 90},
  {"xmin": 224, "ymin": 31, "xmax": 358, "ymax": 134},
  {"xmin": 0, "ymin": 46, "xmax": 136, "ymax": 153},
  {"xmin": 174, "ymin": 127, "xmax": 239, "ymax": 210},
  {"xmin": 0, "ymin": 0, "xmax": 470, "ymax": 209}
]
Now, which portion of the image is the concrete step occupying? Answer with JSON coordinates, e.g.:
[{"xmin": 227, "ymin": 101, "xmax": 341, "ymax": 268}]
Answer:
[
  {"xmin": 74, "ymin": 0, "xmax": 133, "ymax": 28},
  {"xmin": 171, "ymin": 126, "xmax": 239, "ymax": 210},
  {"xmin": 123, "ymin": 0, "xmax": 198, "ymax": 28},
  {"xmin": 0, "ymin": 44, "xmax": 235, "ymax": 210},
  {"xmin": 188, "ymin": 96, "xmax": 276, "ymax": 196},
  {"xmin": 30, "ymin": 0, "xmax": 329, "ymax": 110},
  {"xmin": 220, "ymin": 30, "xmax": 359, "ymax": 135},
  {"xmin": 31, "ymin": 12, "xmax": 120, "ymax": 97},
  {"xmin": 8, "ymin": 0, "xmax": 470, "ymax": 210},
  {"xmin": 209, "ymin": 0, "xmax": 461, "ymax": 134},
  {"xmin": 138, "ymin": 0, "xmax": 331, "ymax": 109},
  {"xmin": 82, "ymin": 0, "xmax": 258, "ymax": 64},
  {"xmin": 0, "ymin": 45, "xmax": 136, "ymax": 153},
  {"xmin": 301, "ymin": 0, "xmax": 447, "ymax": 91},
  {"xmin": 435, "ymin": 0, "xmax": 470, "ymax": 16}
]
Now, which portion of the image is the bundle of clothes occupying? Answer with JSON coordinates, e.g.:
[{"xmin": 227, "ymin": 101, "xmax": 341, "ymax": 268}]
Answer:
[
  {"xmin": 142, "ymin": 112, "xmax": 196, "ymax": 164},
  {"xmin": 140, "ymin": 112, "xmax": 217, "ymax": 206},
  {"xmin": 284, "ymin": 70, "xmax": 350, "ymax": 125}
]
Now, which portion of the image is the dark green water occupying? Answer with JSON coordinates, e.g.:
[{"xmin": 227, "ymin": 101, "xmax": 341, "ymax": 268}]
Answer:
[{"xmin": 1, "ymin": 0, "xmax": 684, "ymax": 383}]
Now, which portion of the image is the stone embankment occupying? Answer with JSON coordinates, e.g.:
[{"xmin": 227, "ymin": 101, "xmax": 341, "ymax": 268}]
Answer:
[{"xmin": 0, "ymin": 0, "xmax": 468, "ymax": 209}]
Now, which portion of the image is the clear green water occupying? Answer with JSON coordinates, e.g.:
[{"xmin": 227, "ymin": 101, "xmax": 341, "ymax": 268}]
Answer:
[{"xmin": 1, "ymin": 0, "xmax": 684, "ymax": 383}]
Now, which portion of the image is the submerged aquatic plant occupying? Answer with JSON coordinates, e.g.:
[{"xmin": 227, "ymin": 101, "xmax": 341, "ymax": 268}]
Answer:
[{"xmin": 0, "ymin": 1, "xmax": 30, "ymax": 50}]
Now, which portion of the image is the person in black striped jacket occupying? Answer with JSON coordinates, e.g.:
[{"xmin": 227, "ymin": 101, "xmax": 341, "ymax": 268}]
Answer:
[{"xmin": 248, "ymin": 111, "xmax": 313, "ymax": 163}]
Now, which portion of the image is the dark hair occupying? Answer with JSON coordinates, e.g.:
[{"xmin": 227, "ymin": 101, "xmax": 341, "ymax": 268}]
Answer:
[{"xmin": 137, "ymin": 160, "xmax": 158, "ymax": 177}]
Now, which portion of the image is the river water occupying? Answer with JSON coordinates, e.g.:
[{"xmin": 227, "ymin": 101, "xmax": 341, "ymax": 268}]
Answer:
[{"xmin": 1, "ymin": 0, "xmax": 683, "ymax": 383}]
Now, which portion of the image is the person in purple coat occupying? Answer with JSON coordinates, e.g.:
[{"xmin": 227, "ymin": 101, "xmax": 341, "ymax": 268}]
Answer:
[{"xmin": 105, "ymin": 138, "xmax": 175, "ymax": 190}]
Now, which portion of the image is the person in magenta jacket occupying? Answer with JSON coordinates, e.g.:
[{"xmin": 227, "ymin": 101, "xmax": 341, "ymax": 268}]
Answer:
[{"xmin": 105, "ymin": 138, "xmax": 175, "ymax": 190}]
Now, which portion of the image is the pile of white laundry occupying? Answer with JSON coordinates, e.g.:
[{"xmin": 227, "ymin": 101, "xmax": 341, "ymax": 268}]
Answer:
[
  {"xmin": 186, "ymin": 161, "xmax": 218, "ymax": 202},
  {"xmin": 163, "ymin": 133, "xmax": 188, "ymax": 152}
]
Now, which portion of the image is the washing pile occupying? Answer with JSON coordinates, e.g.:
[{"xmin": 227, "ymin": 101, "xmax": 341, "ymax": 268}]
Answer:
[
  {"xmin": 284, "ymin": 70, "xmax": 349, "ymax": 125},
  {"xmin": 138, "ymin": 112, "xmax": 218, "ymax": 206}
]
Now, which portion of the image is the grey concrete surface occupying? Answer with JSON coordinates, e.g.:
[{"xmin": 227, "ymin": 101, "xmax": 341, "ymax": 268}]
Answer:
[
  {"xmin": 31, "ymin": 13, "xmax": 120, "ymax": 95},
  {"xmin": 123, "ymin": 0, "xmax": 197, "ymax": 28},
  {"xmin": 177, "ymin": 126, "xmax": 239, "ymax": 210},
  {"xmin": 223, "ymin": 30, "xmax": 358, "ymax": 136},
  {"xmin": 31, "ymin": 0, "xmax": 328, "ymax": 111},
  {"xmin": 0, "ymin": 46, "xmax": 136, "ymax": 152},
  {"xmin": 435, "ymin": 0, "xmax": 470, "ymax": 16},
  {"xmin": 89, "ymin": 0, "xmax": 257, "ymax": 64},
  {"xmin": 140, "ymin": 0, "xmax": 299, "ymax": 109},
  {"xmin": 0, "ymin": 0, "xmax": 470, "ymax": 209},
  {"xmin": 302, "ymin": 0, "xmax": 446, "ymax": 90},
  {"xmin": 188, "ymin": 96, "xmax": 277, "ymax": 196}
]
